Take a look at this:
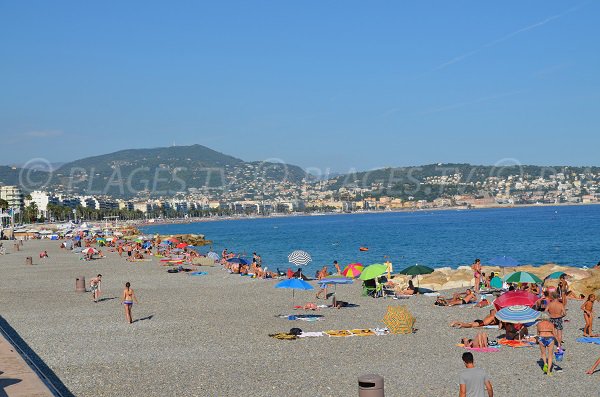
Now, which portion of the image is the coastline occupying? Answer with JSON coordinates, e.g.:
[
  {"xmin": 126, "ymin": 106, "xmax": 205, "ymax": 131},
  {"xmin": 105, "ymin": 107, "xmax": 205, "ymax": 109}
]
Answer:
[{"xmin": 133, "ymin": 201, "xmax": 600, "ymax": 228}]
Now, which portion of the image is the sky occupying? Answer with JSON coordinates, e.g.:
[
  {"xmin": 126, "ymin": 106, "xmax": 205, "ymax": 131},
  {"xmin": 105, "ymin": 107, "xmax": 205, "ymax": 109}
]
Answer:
[{"xmin": 1, "ymin": 1, "xmax": 599, "ymax": 174}]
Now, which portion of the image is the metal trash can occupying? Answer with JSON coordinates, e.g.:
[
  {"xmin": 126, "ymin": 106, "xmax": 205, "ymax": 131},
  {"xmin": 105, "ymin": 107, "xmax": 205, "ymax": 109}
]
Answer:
[
  {"xmin": 25, "ymin": 256, "xmax": 32, "ymax": 266},
  {"xmin": 358, "ymin": 374, "xmax": 384, "ymax": 397},
  {"xmin": 76, "ymin": 276, "xmax": 86, "ymax": 292}
]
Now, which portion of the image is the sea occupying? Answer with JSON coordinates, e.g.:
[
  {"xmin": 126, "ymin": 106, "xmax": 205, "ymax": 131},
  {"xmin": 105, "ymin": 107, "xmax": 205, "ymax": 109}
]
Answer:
[{"xmin": 140, "ymin": 205, "xmax": 600, "ymax": 276}]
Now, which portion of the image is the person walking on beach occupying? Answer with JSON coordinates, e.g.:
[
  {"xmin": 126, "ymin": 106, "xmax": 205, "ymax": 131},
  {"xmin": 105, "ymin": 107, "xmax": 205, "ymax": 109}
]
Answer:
[
  {"xmin": 90, "ymin": 274, "xmax": 102, "ymax": 303},
  {"xmin": 557, "ymin": 274, "xmax": 569, "ymax": 308},
  {"xmin": 471, "ymin": 259, "xmax": 482, "ymax": 293},
  {"xmin": 546, "ymin": 293, "xmax": 565, "ymax": 350},
  {"xmin": 581, "ymin": 294, "xmax": 598, "ymax": 337},
  {"xmin": 537, "ymin": 313, "xmax": 557, "ymax": 375},
  {"xmin": 458, "ymin": 352, "xmax": 493, "ymax": 397},
  {"xmin": 122, "ymin": 282, "xmax": 139, "ymax": 324},
  {"xmin": 315, "ymin": 266, "xmax": 329, "ymax": 299},
  {"xmin": 586, "ymin": 356, "xmax": 600, "ymax": 374}
]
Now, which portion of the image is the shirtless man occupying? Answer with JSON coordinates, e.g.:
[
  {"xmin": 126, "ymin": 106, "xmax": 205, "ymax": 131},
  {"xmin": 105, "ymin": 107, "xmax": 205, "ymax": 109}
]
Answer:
[
  {"xmin": 315, "ymin": 266, "xmax": 329, "ymax": 299},
  {"xmin": 450, "ymin": 309, "xmax": 498, "ymax": 328},
  {"xmin": 546, "ymin": 292, "xmax": 566, "ymax": 349},
  {"xmin": 90, "ymin": 274, "xmax": 102, "ymax": 303},
  {"xmin": 437, "ymin": 289, "xmax": 476, "ymax": 306},
  {"xmin": 333, "ymin": 260, "xmax": 341, "ymax": 275}
]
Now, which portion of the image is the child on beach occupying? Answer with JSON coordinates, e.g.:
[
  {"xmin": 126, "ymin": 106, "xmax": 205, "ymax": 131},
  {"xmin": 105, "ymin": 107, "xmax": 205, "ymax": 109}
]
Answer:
[{"xmin": 581, "ymin": 294, "xmax": 598, "ymax": 337}]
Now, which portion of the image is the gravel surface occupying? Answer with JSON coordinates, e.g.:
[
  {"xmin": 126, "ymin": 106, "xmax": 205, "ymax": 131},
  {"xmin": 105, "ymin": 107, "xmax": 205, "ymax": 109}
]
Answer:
[{"xmin": 0, "ymin": 240, "xmax": 599, "ymax": 396}]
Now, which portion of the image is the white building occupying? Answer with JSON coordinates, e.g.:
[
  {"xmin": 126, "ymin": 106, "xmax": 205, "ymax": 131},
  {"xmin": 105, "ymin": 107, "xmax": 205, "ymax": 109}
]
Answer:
[{"xmin": 0, "ymin": 185, "xmax": 24, "ymax": 210}]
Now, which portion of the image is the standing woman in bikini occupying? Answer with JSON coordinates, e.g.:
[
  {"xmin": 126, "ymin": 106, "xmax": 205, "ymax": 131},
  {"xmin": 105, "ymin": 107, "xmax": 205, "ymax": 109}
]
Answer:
[
  {"xmin": 471, "ymin": 259, "xmax": 482, "ymax": 293},
  {"xmin": 122, "ymin": 282, "xmax": 139, "ymax": 324}
]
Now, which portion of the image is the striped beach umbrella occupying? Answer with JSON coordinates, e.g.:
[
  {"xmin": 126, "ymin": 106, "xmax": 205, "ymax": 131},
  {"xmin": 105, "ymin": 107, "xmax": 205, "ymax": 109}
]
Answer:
[
  {"xmin": 495, "ymin": 305, "xmax": 541, "ymax": 324},
  {"xmin": 288, "ymin": 250, "xmax": 312, "ymax": 266},
  {"xmin": 342, "ymin": 263, "xmax": 364, "ymax": 278}
]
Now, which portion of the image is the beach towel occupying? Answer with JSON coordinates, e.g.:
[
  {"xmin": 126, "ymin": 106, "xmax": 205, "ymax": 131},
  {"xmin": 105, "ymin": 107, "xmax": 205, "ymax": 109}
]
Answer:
[
  {"xmin": 498, "ymin": 339, "xmax": 534, "ymax": 348},
  {"xmin": 392, "ymin": 296, "xmax": 411, "ymax": 300},
  {"xmin": 189, "ymin": 271, "xmax": 208, "ymax": 276},
  {"xmin": 372, "ymin": 328, "xmax": 390, "ymax": 336},
  {"xmin": 483, "ymin": 325, "xmax": 499, "ymax": 329},
  {"xmin": 324, "ymin": 330, "xmax": 353, "ymax": 337},
  {"xmin": 350, "ymin": 329, "xmax": 375, "ymax": 336},
  {"xmin": 298, "ymin": 332, "xmax": 324, "ymax": 338},
  {"xmin": 269, "ymin": 333, "xmax": 297, "ymax": 340},
  {"xmin": 576, "ymin": 337, "xmax": 600, "ymax": 345},
  {"xmin": 423, "ymin": 292, "xmax": 440, "ymax": 297},
  {"xmin": 466, "ymin": 347, "xmax": 500, "ymax": 352}
]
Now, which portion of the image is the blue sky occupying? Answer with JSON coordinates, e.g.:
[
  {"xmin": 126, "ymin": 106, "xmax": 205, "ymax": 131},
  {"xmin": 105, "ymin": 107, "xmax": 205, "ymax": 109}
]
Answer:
[{"xmin": 1, "ymin": 1, "xmax": 598, "ymax": 173}]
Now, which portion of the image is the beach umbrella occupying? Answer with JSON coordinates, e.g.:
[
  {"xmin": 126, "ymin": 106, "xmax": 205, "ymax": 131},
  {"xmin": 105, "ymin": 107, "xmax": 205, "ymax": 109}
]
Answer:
[
  {"xmin": 275, "ymin": 278, "xmax": 314, "ymax": 306},
  {"xmin": 318, "ymin": 276, "xmax": 353, "ymax": 300},
  {"xmin": 342, "ymin": 263, "xmax": 364, "ymax": 278},
  {"xmin": 142, "ymin": 241, "xmax": 152, "ymax": 249},
  {"xmin": 158, "ymin": 241, "xmax": 170, "ymax": 246},
  {"xmin": 398, "ymin": 264, "xmax": 435, "ymax": 287},
  {"xmin": 487, "ymin": 256, "xmax": 519, "ymax": 267},
  {"xmin": 359, "ymin": 264, "xmax": 387, "ymax": 280},
  {"xmin": 493, "ymin": 290, "xmax": 537, "ymax": 311},
  {"xmin": 171, "ymin": 248, "xmax": 184, "ymax": 253},
  {"xmin": 504, "ymin": 271, "xmax": 543, "ymax": 284},
  {"xmin": 288, "ymin": 250, "xmax": 312, "ymax": 266},
  {"xmin": 495, "ymin": 305, "xmax": 541, "ymax": 324},
  {"xmin": 545, "ymin": 271, "xmax": 566, "ymax": 280},
  {"xmin": 227, "ymin": 257, "xmax": 249, "ymax": 265},
  {"xmin": 206, "ymin": 251, "xmax": 220, "ymax": 260},
  {"xmin": 166, "ymin": 237, "xmax": 180, "ymax": 244},
  {"xmin": 399, "ymin": 264, "xmax": 434, "ymax": 276},
  {"xmin": 176, "ymin": 243, "xmax": 188, "ymax": 249},
  {"xmin": 490, "ymin": 276, "xmax": 503, "ymax": 289}
]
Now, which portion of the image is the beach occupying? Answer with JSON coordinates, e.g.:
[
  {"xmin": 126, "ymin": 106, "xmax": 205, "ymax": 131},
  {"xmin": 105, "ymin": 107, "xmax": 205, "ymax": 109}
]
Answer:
[{"xmin": 1, "ymin": 240, "xmax": 599, "ymax": 396}]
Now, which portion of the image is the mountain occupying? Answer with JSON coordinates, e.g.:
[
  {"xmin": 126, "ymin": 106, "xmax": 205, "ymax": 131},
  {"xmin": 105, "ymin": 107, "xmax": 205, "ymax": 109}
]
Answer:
[
  {"xmin": 0, "ymin": 165, "xmax": 51, "ymax": 190},
  {"xmin": 49, "ymin": 144, "xmax": 309, "ymax": 198}
]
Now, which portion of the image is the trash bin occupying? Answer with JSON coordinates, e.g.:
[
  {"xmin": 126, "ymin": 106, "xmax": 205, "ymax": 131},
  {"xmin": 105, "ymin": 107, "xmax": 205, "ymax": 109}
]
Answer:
[
  {"xmin": 76, "ymin": 276, "xmax": 86, "ymax": 292},
  {"xmin": 358, "ymin": 374, "xmax": 384, "ymax": 397},
  {"xmin": 25, "ymin": 257, "xmax": 32, "ymax": 266}
]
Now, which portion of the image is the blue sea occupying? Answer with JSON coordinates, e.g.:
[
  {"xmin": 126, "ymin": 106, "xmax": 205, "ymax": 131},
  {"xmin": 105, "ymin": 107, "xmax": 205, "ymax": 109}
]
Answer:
[{"xmin": 140, "ymin": 205, "xmax": 600, "ymax": 275}]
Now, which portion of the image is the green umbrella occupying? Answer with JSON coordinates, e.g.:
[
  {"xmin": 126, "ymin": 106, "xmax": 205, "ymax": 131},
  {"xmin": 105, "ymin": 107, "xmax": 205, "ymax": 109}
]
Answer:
[
  {"xmin": 398, "ymin": 264, "xmax": 434, "ymax": 288},
  {"xmin": 545, "ymin": 271, "xmax": 566, "ymax": 280},
  {"xmin": 504, "ymin": 271, "xmax": 543, "ymax": 284},
  {"xmin": 398, "ymin": 264, "xmax": 434, "ymax": 276},
  {"xmin": 359, "ymin": 264, "xmax": 388, "ymax": 280}
]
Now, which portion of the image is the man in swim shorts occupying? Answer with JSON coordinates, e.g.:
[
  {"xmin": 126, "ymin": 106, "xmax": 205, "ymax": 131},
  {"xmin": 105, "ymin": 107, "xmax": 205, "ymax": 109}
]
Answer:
[
  {"xmin": 90, "ymin": 274, "xmax": 102, "ymax": 303},
  {"xmin": 546, "ymin": 292, "xmax": 565, "ymax": 350}
]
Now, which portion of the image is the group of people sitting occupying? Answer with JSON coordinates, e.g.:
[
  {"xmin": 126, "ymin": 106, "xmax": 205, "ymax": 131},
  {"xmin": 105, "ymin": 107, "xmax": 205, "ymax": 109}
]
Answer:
[{"xmin": 221, "ymin": 250, "xmax": 278, "ymax": 279}]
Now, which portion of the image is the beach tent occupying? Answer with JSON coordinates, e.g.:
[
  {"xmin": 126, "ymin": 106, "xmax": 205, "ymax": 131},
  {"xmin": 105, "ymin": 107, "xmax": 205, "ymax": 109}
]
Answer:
[{"xmin": 383, "ymin": 305, "xmax": 415, "ymax": 334}]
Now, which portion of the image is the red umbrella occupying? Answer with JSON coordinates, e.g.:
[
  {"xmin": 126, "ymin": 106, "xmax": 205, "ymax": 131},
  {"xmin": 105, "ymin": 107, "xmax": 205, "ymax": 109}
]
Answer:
[
  {"xmin": 493, "ymin": 290, "xmax": 537, "ymax": 311},
  {"xmin": 166, "ymin": 237, "xmax": 180, "ymax": 244},
  {"xmin": 176, "ymin": 243, "xmax": 188, "ymax": 249}
]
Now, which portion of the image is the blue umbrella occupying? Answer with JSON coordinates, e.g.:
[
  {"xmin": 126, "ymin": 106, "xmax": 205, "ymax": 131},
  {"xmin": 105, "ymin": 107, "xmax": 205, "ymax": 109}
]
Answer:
[
  {"xmin": 318, "ymin": 277, "xmax": 353, "ymax": 300},
  {"xmin": 142, "ymin": 241, "xmax": 152, "ymax": 249},
  {"xmin": 275, "ymin": 278, "xmax": 314, "ymax": 306},
  {"xmin": 227, "ymin": 257, "xmax": 249, "ymax": 265},
  {"xmin": 488, "ymin": 256, "xmax": 519, "ymax": 267},
  {"xmin": 495, "ymin": 305, "xmax": 541, "ymax": 324}
]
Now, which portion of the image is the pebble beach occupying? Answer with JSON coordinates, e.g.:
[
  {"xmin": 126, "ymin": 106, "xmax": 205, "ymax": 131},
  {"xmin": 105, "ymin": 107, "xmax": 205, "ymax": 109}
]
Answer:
[{"xmin": 1, "ymin": 240, "xmax": 599, "ymax": 397}]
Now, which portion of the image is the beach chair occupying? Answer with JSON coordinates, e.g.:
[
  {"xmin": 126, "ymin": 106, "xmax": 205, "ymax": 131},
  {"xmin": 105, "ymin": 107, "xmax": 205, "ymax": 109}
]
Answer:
[{"xmin": 362, "ymin": 279, "xmax": 377, "ymax": 297}]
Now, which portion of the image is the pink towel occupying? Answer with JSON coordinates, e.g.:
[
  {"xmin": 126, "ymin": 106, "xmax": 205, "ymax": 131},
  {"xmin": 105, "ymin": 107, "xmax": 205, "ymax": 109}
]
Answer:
[{"xmin": 466, "ymin": 347, "xmax": 500, "ymax": 353}]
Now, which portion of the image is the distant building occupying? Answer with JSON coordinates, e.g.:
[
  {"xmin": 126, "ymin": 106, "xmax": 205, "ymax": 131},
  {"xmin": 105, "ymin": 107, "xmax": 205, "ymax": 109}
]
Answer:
[
  {"xmin": 29, "ymin": 190, "xmax": 59, "ymax": 218},
  {"xmin": 0, "ymin": 185, "xmax": 24, "ymax": 210}
]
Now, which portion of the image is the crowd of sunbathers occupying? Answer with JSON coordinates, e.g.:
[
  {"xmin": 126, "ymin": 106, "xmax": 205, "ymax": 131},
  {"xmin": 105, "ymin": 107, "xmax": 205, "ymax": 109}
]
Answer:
[{"xmin": 220, "ymin": 249, "xmax": 279, "ymax": 279}]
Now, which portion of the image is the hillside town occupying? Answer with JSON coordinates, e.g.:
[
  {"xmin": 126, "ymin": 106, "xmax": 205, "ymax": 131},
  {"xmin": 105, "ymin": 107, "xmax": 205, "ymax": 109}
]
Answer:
[{"xmin": 2, "ymin": 167, "xmax": 600, "ymax": 225}]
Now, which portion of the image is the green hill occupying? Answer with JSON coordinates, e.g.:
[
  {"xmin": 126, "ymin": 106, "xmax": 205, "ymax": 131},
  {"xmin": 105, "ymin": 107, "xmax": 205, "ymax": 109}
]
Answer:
[{"xmin": 50, "ymin": 144, "xmax": 308, "ymax": 197}]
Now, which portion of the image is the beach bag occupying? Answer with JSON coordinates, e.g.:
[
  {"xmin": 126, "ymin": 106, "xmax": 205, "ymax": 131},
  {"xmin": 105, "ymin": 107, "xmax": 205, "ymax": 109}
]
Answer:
[{"xmin": 289, "ymin": 328, "xmax": 302, "ymax": 336}]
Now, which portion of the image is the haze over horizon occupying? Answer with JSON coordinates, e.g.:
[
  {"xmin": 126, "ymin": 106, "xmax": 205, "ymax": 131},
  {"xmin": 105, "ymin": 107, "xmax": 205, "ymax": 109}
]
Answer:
[{"xmin": 1, "ymin": 1, "xmax": 599, "ymax": 172}]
